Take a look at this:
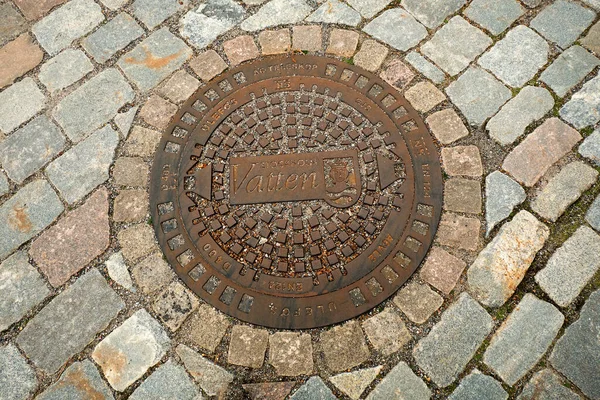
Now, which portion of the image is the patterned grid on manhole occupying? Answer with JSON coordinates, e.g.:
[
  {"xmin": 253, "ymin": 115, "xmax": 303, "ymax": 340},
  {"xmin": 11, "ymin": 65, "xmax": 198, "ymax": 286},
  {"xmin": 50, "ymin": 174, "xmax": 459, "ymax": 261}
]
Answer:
[{"xmin": 150, "ymin": 54, "xmax": 443, "ymax": 329}]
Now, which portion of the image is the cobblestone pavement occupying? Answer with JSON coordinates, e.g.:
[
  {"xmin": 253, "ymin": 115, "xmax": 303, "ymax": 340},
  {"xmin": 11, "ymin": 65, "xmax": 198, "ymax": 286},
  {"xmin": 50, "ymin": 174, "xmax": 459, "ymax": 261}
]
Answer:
[{"xmin": 1, "ymin": 0, "xmax": 600, "ymax": 399}]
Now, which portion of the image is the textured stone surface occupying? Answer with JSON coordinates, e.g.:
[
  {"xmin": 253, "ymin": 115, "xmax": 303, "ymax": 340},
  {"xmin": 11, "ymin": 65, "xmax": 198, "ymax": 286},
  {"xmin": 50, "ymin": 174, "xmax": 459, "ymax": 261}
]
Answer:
[
  {"xmin": 114, "ymin": 107, "xmax": 138, "ymax": 138},
  {"xmin": 0, "ymin": 180, "xmax": 63, "ymax": 260},
  {"xmin": 582, "ymin": 21, "xmax": 600, "ymax": 55},
  {"xmin": 0, "ymin": 173, "xmax": 8, "ymax": 197},
  {"xmin": 36, "ymin": 360, "xmax": 114, "ymax": 400},
  {"xmin": 243, "ymin": 382, "xmax": 296, "ymax": 400},
  {"xmin": 449, "ymin": 370, "xmax": 507, "ymax": 400},
  {"xmin": 118, "ymin": 224, "xmax": 157, "ymax": 263},
  {"xmin": 468, "ymin": 211, "xmax": 549, "ymax": 307},
  {"xmin": 0, "ymin": 344, "xmax": 38, "ymax": 400},
  {"xmin": 39, "ymin": 49, "xmax": 93, "ymax": 94},
  {"xmin": 223, "ymin": 35, "xmax": 260, "ymax": 65},
  {"xmin": 0, "ymin": 252, "xmax": 50, "ymax": 332},
  {"xmin": 1, "ymin": 3, "xmax": 27, "ymax": 43},
  {"xmin": 345, "ymin": 0, "xmax": 392, "ymax": 18},
  {"xmin": 0, "ymin": 77, "xmax": 46, "ymax": 134},
  {"xmin": 186, "ymin": 304, "xmax": 230, "ymax": 352},
  {"xmin": 487, "ymin": 86, "xmax": 554, "ymax": 145},
  {"xmin": 258, "ymin": 29, "xmax": 291, "ymax": 55},
  {"xmin": 290, "ymin": 376, "xmax": 335, "ymax": 400},
  {"xmin": 18, "ymin": 269, "xmax": 124, "ymax": 373},
  {"xmin": 485, "ymin": 171, "xmax": 526, "ymax": 235},
  {"xmin": 405, "ymin": 51, "xmax": 446, "ymax": 84},
  {"xmin": 153, "ymin": 281, "xmax": 199, "ymax": 331},
  {"xmin": 98, "ymin": 0, "xmax": 127, "ymax": 10},
  {"xmin": 530, "ymin": 0, "xmax": 596, "ymax": 48},
  {"xmin": 541, "ymin": 46, "xmax": 599, "ymax": 97},
  {"xmin": 361, "ymin": 308, "xmax": 411, "ymax": 355},
  {"xmin": 139, "ymin": 95, "xmax": 178, "ymax": 131},
  {"xmin": 587, "ymin": 193, "xmax": 600, "ymax": 231},
  {"xmin": 105, "ymin": 252, "xmax": 135, "ymax": 291},
  {"xmin": 394, "ymin": 282, "xmax": 444, "ymax": 324},
  {"xmin": 240, "ymin": 0, "xmax": 312, "ymax": 32},
  {"xmin": 307, "ymin": 0, "xmax": 361, "ymax": 26},
  {"xmin": 403, "ymin": 0, "xmax": 467, "ymax": 28},
  {"xmin": 404, "ymin": 81, "xmax": 446, "ymax": 113},
  {"xmin": 441, "ymin": 146, "xmax": 483, "ymax": 177},
  {"xmin": 464, "ymin": 0, "xmax": 523, "ymax": 35},
  {"xmin": 502, "ymin": 118, "xmax": 582, "ymax": 186},
  {"xmin": 129, "ymin": 360, "xmax": 200, "ymax": 400},
  {"xmin": 413, "ymin": 293, "xmax": 493, "ymax": 387},
  {"xmin": 180, "ymin": 0, "xmax": 245, "ymax": 49},
  {"xmin": 437, "ymin": 213, "xmax": 481, "ymax": 251},
  {"xmin": 157, "ymin": 70, "xmax": 200, "ymax": 104},
  {"xmin": 124, "ymin": 126, "xmax": 162, "ymax": 157},
  {"xmin": 580, "ymin": 129, "xmax": 600, "ymax": 166},
  {"xmin": 560, "ymin": 74, "xmax": 600, "ymax": 129},
  {"xmin": 228, "ymin": 325, "xmax": 269, "ymax": 368},
  {"xmin": 112, "ymin": 157, "xmax": 149, "ymax": 187},
  {"xmin": 113, "ymin": 189, "xmax": 148, "ymax": 223},
  {"xmin": 366, "ymin": 362, "xmax": 430, "ymax": 400},
  {"xmin": 422, "ymin": 16, "xmax": 492, "ymax": 77},
  {"xmin": 446, "ymin": 67, "xmax": 511, "ymax": 126},
  {"xmin": 131, "ymin": 252, "xmax": 174, "ymax": 294},
  {"xmin": 320, "ymin": 321, "xmax": 370, "ymax": 372},
  {"xmin": 132, "ymin": 0, "xmax": 184, "ymax": 29},
  {"xmin": 82, "ymin": 13, "xmax": 144, "ymax": 64},
  {"xmin": 46, "ymin": 126, "xmax": 119, "ymax": 204},
  {"xmin": 0, "ymin": 34, "xmax": 44, "ymax": 89},
  {"xmin": 363, "ymin": 8, "xmax": 427, "ymax": 52},
  {"xmin": 426, "ymin": 109, "xmax": 469, "ymax": 145},
  {"xmin": 292, "ymin": 25, "xmax": 322, "ymax": 51},
  {"xmin": 380, "ymin": 58, "xmax": 415, "ymax": 91},
  {"xmin": 484, "ymin": 294, "xmax": 564, "ymax": 385},
  {"xmin": 14, "ymin": 0, "xmax": 67, "ymax": 20},
  {"xmin": 330, "ymin": 366, "xmax": 382, "ymax": 400},
  {"xmin": 269, "ymin": 332, "xmax": 313, "ymax": 376},
  {"xmin": 517, "ymin": 369, "xmax": 581, "ymax": 400},
  {"xmin": 177, "ymin": 344, "xmax": 233, "ymax": 396},
  {"xmin": 420, "ymin": 247, "xmax": 466, "ymax": 295},
  {"xmin": 444, "ymin": 178, "xmax": 482, "ymax": 214},
  {"xmin": 326, "ymin": 29, "xmax": 359, "ymax": 57},
  {"xmin": 93, "ymin": 309, "xmax": 170, "ymax": 392},
  {"xmin": 189, "ymin": 50, "xmax": 228, "ymax": 81}
]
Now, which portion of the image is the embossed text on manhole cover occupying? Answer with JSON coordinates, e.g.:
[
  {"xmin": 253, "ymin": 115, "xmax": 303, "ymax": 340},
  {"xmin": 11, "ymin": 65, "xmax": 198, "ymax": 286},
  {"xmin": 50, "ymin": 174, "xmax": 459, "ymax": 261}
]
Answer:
[{"xmin": 150, "ymin": 55, "xmax": 443, "ymax": 329}]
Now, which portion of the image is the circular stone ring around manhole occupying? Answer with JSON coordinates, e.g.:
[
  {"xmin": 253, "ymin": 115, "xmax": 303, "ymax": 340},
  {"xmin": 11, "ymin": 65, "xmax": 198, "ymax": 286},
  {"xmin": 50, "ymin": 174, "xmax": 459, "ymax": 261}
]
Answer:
[{"xmin": 150, "ymin": 54, "xmax": 443, "ymax": 329}]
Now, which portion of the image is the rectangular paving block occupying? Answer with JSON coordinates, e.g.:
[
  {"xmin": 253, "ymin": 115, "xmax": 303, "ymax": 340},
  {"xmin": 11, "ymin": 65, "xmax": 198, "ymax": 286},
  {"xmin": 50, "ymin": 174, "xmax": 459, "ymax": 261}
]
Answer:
[
  {"xmin": 180, "ymin": 0, "xmax": 246, "ymax": 49},
  {"xmin": 17, "ymin": 269, "xmax": 124, "ymax": 373},
  {"xmin": 240, "ymin": 0, "xmax": 311, "ymax": 32},
  {"xmin": 402, "ymin": 0, "xmax": 467, "ymax": 28},
  {"xmin": 540, "ymin": 45, "xmax": 600, "ymax": 97},
  {"xmin": 587, "ymin": 193, "xmax": 600, "ymax": 231},
  {"xmin": 405, "ymin": 51, "xmax": 446, "ymax": 84},
  {"xmin": 82, "ymin": 13, "xmax": 144, "ymax": 64},
  {"xmin": 0, "ymin": 344, "xmax": 37, "ymax": 400},
  {"xmin": 36, "ymin": 360, "xmax": 114, "ymax": 400},
  {"xmin": 362, "ymin": 8, "xmax": 427, "ymax": 52},
  {"xmin": 132, "ymin": 0, "xmax": 184, "ymax": 29},
  {"xmin": 0, "ymin": 77, "xmax": 46, "ymax": 134},
  {"xmin": 0, "ymin": 180, "xmax": 63, "ymax": 260},
  {"xmin": 38, "ymin": 49, "xmax": 94, "ymax": 94},
  {"xmin": 560, "ymin": 73, "xmax": 600, "ymax": 129},
  {"xmin": 366, "ymin": 362, "xmax": 430, "ymax": 400},
  {"xmin": 0, "ymin": 34, "xmax": 44, "ymax": 89},
  {"xmin": 530, "ymin": 0, "xmax": 596, "ymax": 49},
  {"xmin": 464, "ymin": 0, "xmax": 524, "ymax": 35}
]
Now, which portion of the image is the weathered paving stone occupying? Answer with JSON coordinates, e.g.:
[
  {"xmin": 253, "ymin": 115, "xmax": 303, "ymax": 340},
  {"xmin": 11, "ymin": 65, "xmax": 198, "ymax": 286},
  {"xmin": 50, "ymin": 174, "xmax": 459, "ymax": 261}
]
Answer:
[
  {"xmin": 420, "ymin": 247, "xmax": 466, "ymax": 295},
  {"xmin": 405, "ymin": 51, "xmax": 446, "ymax": 84},
  {"xmin": 449, "ymin": 369, "xmax": 507, "ymax": 400},
  {"xmin": 532, "ymin": 161, "xmax": 598, "ymax": 222},
  {"xmin": 185, "ymin": 304, "xmax": 230, "ymax": 352},
  {"xmin": 380, "ymin": 58, "xmax": 415, "ymax": 91},
  {"xmin": 224, "ymin": 35, "xmax": 260, "ymax": 65},
  {"xmin": 118, "ymin": 224, "xmax": 158, "ymax": 263},
  {"xmin": 0, "ymin": 34, "xmax": 44, "ymax": 89},
  {"xmin": 361, "ymin": 307, "xmax": 412, "ymax": 355},
  {"xmin": 129, "ymin": 360, "xmax": 200, "ymax": 400},
  {"xmin": 269, "ymin": 332, "xmax": 313, "ymax": 376},
  {"xmin": 0, "ymin": 116, "xmax": 65, "ymax": 184},
  {"xmin": 228, "ymin": 325, "xmax": 269, "ymax": 368},
  {"xmin": 584, "ymin": 0, "xmax": 600, "ymax": 10},
  {"xmin": 485, "ymin": 171, "xmax": 526, "ymax": 235},
  {"xmin": 330, "ymin": 366, "xmax": 382, "ymax": 400},
  {"xmin": 540, "ymin": 46, "xmax": 600, "ymax": 97},
  {"xmin": 394, "ymin": 282, "xmax": 444, "ymax": 324},
  {"xmin": 105, "ymin": 252, "xmax": 135, "ymax": 291},
  {"xmin": 38, "ymin": 49, "xmax": 93, "ymax": 94},
  {"xmin": 0, "ymin": 252, "xmax": 50, "ymax": 332},
  {"xmin": 0, "ymin": 173, "xmax": 8, "ymax": 197},
  {"xmin": 0, "ymin": 3, "xmax": 27, "ymax": 45},
  {"xmin": 0, "ymin": 344, "xmax": 38, "ymax": 400},
  {"xmin": 93, "ymin": 310, "xmax": 170, "ymax": 391},
  {"xmin": 46, "ymin": 126, "xmax": 119, "ymax": 204},
  {"xmin": 530, "ymin": 0, "xmax": 596, "ymax": 49},
  {"xmin": 52, "ymin": 69, "xmax": 133, "ymax": 142},
  {"xmin": 502, "ymin": 118, "xmax": 582, "ymax": 186},
  {"xmin": 114, "ymin": 189, "xmax": 148, "ymax": 223},
  {"xmin": 580, "ymin": 129, "xmax": 600, "ymax": 166},
  {"xmin": 0, "ymin": 180, "xmax": 63, "ymax": 260},
  {"xmin": 240, "ymin": 0, "xmax": 312, "ymax": 32},
  {"xmin": 82, "ymin": 13, "xmax": 144, "ymax": 64},
  {"xmin": 258, "ymin": 29, "xmax": 291, "ymax": 55},
  {"xmin": 560, "ymin": 73, "xmax": 600, "ymax": 129},
  {"xmin": 243, "ymin": 382, "xmax": 297, "ymax": 400},
  {"xmin": 479, "ymin": 26, "xmax": 548, "ymax": 87},
  {"xmin": 290, "ymin": 377, "xmax": 335, "ymax": 400},
  {"xmin": 114, "ymin": 107, "xmax": 138, "ymax": 138},
  {"xmin": 131, "ymin": 252, "xmax": 174, "ymax": 294},
  {"xmin": 421, "ymin": 16, "xmax": 492, "ymax": 77},
  {"xmin": 18, "ymin": 269, "xmax": 124, "ymax": 373},
  {"xmin": 444, "ymin": 178, "xmax": 482, "ymax": 214},
  {"xmin": 132, "ymin": 0, "xmax": 184, "ymax": 29},
  {"xmin": 140, "ymin": 95, "xmax": 178, "ymax": 131},
  {"xmin": 180, "ymin": 0, "xmax": 245, "ymax": 49},
  {"xmin": 320, "ymin": 321, "xmax": 370, "ymax": 372},
  {"xmin": 367, "ymin": 362, "xmax": 430, "ymax": 400},
  {"xmin": 468, "ymin": 211, "xmax": 549, "ymax": 307},
  {"xmin": 426, "ymin": 109, "xmax": 469, "ymax": 144},
  {"xmin": 0, "ymin": 77, "xmax": 46, "ymax": 134},
  {"xmin": 306, "ymin": 0, "xmax": 361, "ymax": 26},
  {"xmin": 124, "ymin": 126, "xmax": 162, "ymax": 157},
  {"xmin": 484, "ymin": 294, "xmax": 564, "ymax": 385},
  {"xmin": 292, "ymin": 25, "xmax": 322, "ymax": 52},
  {"xmin": 582, "ymin": 21, "xmax": 600, "ymax": 55},
  {"xmin": 521, "ymin": 0, "xmax": 542, "ymax": 7},
  {"xmin": 99, "ymin": 0, "xmax": 127, "ymax": 10},
  {"xmin": 446, "ymin": 67, "xmax": 511, "ymax": 126},
  {"xmin": 413, "ymin": 293, "xmax": 493, "ymax": 387},
  {"xmin": 437, "ymin": 213, "xmax": 481, "ymax": 251},
  {"xmin": 441, "ymin": 145, "xmax": 483, "ymax": 177},
  {"xmin": 550, "ymin": 289, "xmax": 600, "ymax": 398},
  {"xmin": 177, "ymin": 344, "xmax": 233, "ymax": 396},
  {"xmin": 344, "ymin": 0, "xmax": 392, "ymax": 18},
  {"xmin": 190, "ymin": 50, "xmax": 228, "ymax": 81},
  {"xmin": 13, "ymin": 0, "xmax": 67, "ymax": 21},
  {"xmin": 486, "ymin": 86, "xmax": 554, "ymax": 145},
  {"xmin": 403, "ymin": 0, "xmax": 466, "ymax": 28},
  {"xmin": 158, "ymin": 70, "xmax": 200, "ymax": 104},
  {"xmin": 152, "ymin": 281, "xmax": 199, "ymax": 331},
  {"xmin": 587, "ymin": 193, "xmax": 600, "ymax": 231},
  {"xmin": 404, "ymin": 81, "xmax": 446, "ymax": 113},
  {"xmin": 464, "ymin": 0, "xmax": 524, "ymax": 35},
  {"xmin": 536, "ymin": 226, "xmax": 600, "ymax": 307},
  {"xmin": 363, "ymin": 8, "xmax": 427, "ymax": 52},
  {"xmin": 112, "ymin": 157, "xmax": 149, "ymax": 188},
  {"xmin": 517, "ymin": 369, "xmax": 581, "ymax": 400},
  {"xmin": 32, "ymin": 0, "xmax": 104, "ymax": 55},
  {"xmin": 36, "ymin": 360, "xmax": 114, "ymax": 400},
  {"xmin": 30, "ymin": 189, "xmax": 109, "ymax": 287},
  {"xmin": 326, "ymin": 29, "xmax": 359, "ymax": 57}
]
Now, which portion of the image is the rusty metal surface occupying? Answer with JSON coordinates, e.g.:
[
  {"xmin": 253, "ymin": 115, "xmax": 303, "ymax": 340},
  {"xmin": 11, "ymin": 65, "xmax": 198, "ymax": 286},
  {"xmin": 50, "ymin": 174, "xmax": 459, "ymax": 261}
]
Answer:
[{"xmin": 150, "ymin": 54, "xmax": 443, "ymax": 329}]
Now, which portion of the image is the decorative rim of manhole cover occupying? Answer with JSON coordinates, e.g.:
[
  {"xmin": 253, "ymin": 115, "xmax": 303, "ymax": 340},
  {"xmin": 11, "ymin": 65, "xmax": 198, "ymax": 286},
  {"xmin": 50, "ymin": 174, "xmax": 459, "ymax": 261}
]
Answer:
[{"xmin": 150, "ymin": 54, "xmax": 443, "ymax": 329}]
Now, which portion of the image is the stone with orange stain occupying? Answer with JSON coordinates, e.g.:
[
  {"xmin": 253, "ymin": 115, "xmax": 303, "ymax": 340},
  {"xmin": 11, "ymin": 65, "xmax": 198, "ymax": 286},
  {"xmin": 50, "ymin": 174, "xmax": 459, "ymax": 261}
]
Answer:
[
  {"xmin": 36, "ymin": 360, "xmax": 113, "ymax": 400},
  {"xmin": 0, "ymin": 34, "xmax": 44, "ymax": 88}
]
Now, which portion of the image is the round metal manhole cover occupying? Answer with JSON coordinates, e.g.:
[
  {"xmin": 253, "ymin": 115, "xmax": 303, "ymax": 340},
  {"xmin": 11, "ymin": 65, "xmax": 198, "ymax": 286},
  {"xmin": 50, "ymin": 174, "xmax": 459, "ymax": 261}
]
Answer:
[{"xmin": 150, "ymin": 54, "xmax": 443, "ymax": 329}]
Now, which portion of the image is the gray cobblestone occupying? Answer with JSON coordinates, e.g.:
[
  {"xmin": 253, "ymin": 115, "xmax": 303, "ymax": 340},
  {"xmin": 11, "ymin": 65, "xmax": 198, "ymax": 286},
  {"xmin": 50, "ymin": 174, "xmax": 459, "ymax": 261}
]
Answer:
[
  {"xmin": 449, "ymin": 370, "xmax": 507, "ymax": 400},
  {"xmin": 177, "ymin": 344, "xmax": 233, "ymax": 396},
  {"xmin": 560, "ymin": 73, "xmax": 600, "ymax": 129},
  {"xmin": 0, "ymin": 344, "xmax": 37, "ymax": 400},
  {"xmin": 367, "ymin": 362, "xmax": 430, "ymax": 400},
  {"xmin": 586, "ymin": 193, "xmax": 600, "ymax": 231},
  {"xmin": 540, "ymin": 45, "xmax": 599, "ymax": 97},
  {"xmin": 0, "ymin": 173, "xmax": 8, "ymax": 197},
  {"xmin": 517, "ymin": 369, "xmax": 581, "ymax": 400},
  {"xmin": 485, "ymin": 171, "xmax": 526, "ymax": 235},
  {"xmin": 240, "ymin": 0, "xmax": 312, "ymax": 32},
  {"xmin": 38, "ymin": 49, "xmax": 93, "ymax": 93},
  {"xmin": 403, "ymin": 0, "xmax": 467, "ymax": 28},
  {"xmin": 464, "ymin": 0, "xmax": 523, "ymax": 35},
  {"xmin": 82, "ymin": 13, "xmax": 144, "ymax": 64},
  {"xmin": 530, "ymin": 0, "xmax": 596, "ymax": 49},
  {"xmin": 290, "ymin": 376, "xmax": 336, "ymax": 400},
  {"xmin": 180, "ymin": 0, "xmax": 246, "ymax": 49},
  {"xmin": 132, "ymin": 0, "xmax": 184, "ymax": 29},
  {"xmin": 363, "ymin": 8, "xmax": 427, "ymax": 52},
  {"xmin": 405, "ymin": 51, "xmax": 446, "ymax": 84},
  {"xmin": 579, "ymin": 129, "xmax": 600, "ymax": 166},
  {"xmin": 306, "ymin": 0, "xmax": 361, "ymax": 26},
  {"xmin": 129, "ymin": 360, "xmax": 200, "ymax": 400},
  {"xmin": 0, "ymin": 77, "xmax": 46, "ymax": 134},
  {"xmin": 344, "ymin": 0, "xmax": 393, "ymax": 19}
]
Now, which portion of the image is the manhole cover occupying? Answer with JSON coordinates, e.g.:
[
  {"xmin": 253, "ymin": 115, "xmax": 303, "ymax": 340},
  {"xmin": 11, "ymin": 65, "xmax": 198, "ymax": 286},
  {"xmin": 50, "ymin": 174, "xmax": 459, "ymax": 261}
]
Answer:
[{"xmin": 150, "ymin": 54, "xmax": 443, "ymax": 329}]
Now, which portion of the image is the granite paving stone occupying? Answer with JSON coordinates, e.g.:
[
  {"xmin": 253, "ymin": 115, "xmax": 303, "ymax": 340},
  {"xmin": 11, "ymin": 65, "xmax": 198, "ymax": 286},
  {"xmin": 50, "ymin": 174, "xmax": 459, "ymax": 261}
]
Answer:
[
  {"xmin": 140, "ymin": 95, "xmax": 178, "ymax": 131},
  {"xmin": 532, "ymin": 161, "xmax": 598, "ymax": 222},
  {"xmin": 0, "ymin": 3, "xmax": 27, "ymax": 45},
  {"xmin": 444, "ymin": 178, "xmax": 482, "ymax": 214},
  {"xmin": 99, "ymin": 0, "xmax": 128, "ymax": 10},
  {"xmin": 560, "ymin": 73, "xmax": 600, "ymax": 129},
  {"xmin": 0, "ymin": 344, "xmax": 38, "ymax": 400},
  {"xmin": 413, "ymin": 293, "xmax": 493, "ymax": 387},
  {"xmin": 292, "ymin": 26, "xmax": 322, "ymax": 52},
  {"xmin": 0, "ymin": 180, "xmax": 63, "ymax": 260},
  {"xmin": 405, "ymin": 51, "xmax": 446, "ymax": 84},
  {"xmin": 17, "ymin": 269, "xmax": 124, "ymax": 373},
  {"xmin": 46, "ymin": 126, "xmax": 119, "ymax": 204},
  {"xmin": 189, "ymin": 50, "xmax": 228, "ymax": 81},
  {"xmin": 326, "ymin": 29, "xmax": 359, "ymax": 57},
  {"xmin": 446, "ymin": 67, "xmax": 511, "ymax": 126},
  {"xmin": 366, "ymin": 362, "xmax": 430, "ymax": 400},
  {"xmin": 344, "ymin": 0, "xmax": 393, "ymax": 18},
  {"xmin": 379, "ymin": 58, "xmax": 415, "ymax": 91},
  {"xmin": 52, "ymin": 69, "xmax": 134, "ymax": 142},
  {"xmin": 0, "ymin": 34, "xmax": 44, "ymax": 89},
  {"xmin": 404, "ymin": 81, "xmax": 446, "ymax": 113},
  {"xmin": 449, "ymin": 370, "xmax": 507, "ymax": 400},
  {"xmin": 180, "ymin": 0, "xmax": 245, "ymax": 49},
  {"xmin": 540, "ymin": 45, "xmax": 600, "ymax": 97},
  {"xmin": 468, "ymin": 211, "xmax": 549, "ymax": 307},
  {"xmin": 0, "ymin": 252, "xmax": 50, "ymax": 332},
  {"xmin": 132, "ymin": 0, "xmax": 184, "ymax": 30},
  {"xmin": 186, "ymin": 304, "xmax": 230, "ymax": 352},
  {"xmin": 269, "ymin": 332, "xmax": 313, "ymax": 376},
  {"xmin": 421, "ymin": 16, "xmax": 492, "ymax": 77},
  {"xmin": 112, "ymin": 157, "xmax": 149, "ymax": 187},
  {"xmin": 353, "ymin": 40, "xmax": 388, "ymax": 72},
  {"xmin": 536, "ymin": 226, "xmax": 600, "ymax": 307},
  {"xmin": 363, "ymin": 8, "xmax": 428, "ymax": 52},
  {"xmin": 240, "ymin": 0, "xmax": 312, "ymax": 32},
  {"xmin": 306, "ymin": 0, "xmax": 361, "ymax": 26},
  {"xmin": 517, "ymin": 369, "xmax": 581, "ymax": 400},
  {"xmin": 403, "ymin": 0, "xmax": 467, "ymax": 28},
  {"xmin": 157, "ymin": 70, "xmax": 200, "ymax": 104},
  {"xmin": 579, "ymin": 129, "xmax": 600, "ymax": 166},
  {"xmin": 0, "ymin": 116, "xmax": 65, "ymax": 184},
  {"xmin": 420, "ymin": 247, "xmax": 466, "ymax": 295},
  {"xmin": 521, "ymin": 0, "xmax": 542, "ymax": 7},
  {"xmin": 124, "ymin": 126, "xmax": 162, "ymax": 157},
  {"xmin": 330, "ymin": 366, "xmax": 382, "ymax": 400},
  {"xmin": 223, "ymin": 35, "xmax": 260, "ymax": 65},
  {"xmin": 441, "ymin": 145, "xmax": 483, "ymax": 177},
  {"xmin": 437, "ymin": 213, "xmax": 481, "ymax": 251},
  {"xmin": 13, "ymin": 0, "xmax": 67, "ymax": 20},
  {"xmin": 105, "ymin": 252, "xmax": 135, "ymax": 291},
  {"xmin": 582, "ymin": 21, "xmax": 600, "ymax": 55},
  {"xmin": 290, "ymin": 376, "xmax": 336, "ymax": 400},
  {"xmin": 131, "ymin": 252, "xmax": 175, "ymax": 294},
  {"xmin": 118, "ymin": 224, "xmax": 158, "ymax": 262},
  {"xmin": 129, "ymin": 360, "xmax": 200, "ymax": 400},
  {"xmin": 243, "ymin": 382, "xmax": 296, "ymax": 400},
  {"xmin": 426, "ymin": 109, "xmax": 469, "ymax": 144},
  {"xmin": 32, "ymin": 0, "xmax": 104, "ymax": 55},
  {"xmin": 394, "ymin": 282, "xmax": 444, "ymax": 324},
  {"xmin": 0, "ymin": 173, "xmax": 8, "ymax": 197},
  {"xmin": 176, "ymin": 344, "xmax": 233, "ymax": 396},
  {"xmin": 152, "ymin": 281, "xmax": 199, "ymax": 331},
  {"xmin": 82, "ymin": 13, "xmax": 144, "ymax": 64},
  {"xmin": 464, "ymin": 0, "xmax": 524, "ymax": 35},
  {"xmin": 113, "ymin": 189, "xmax": 148, "ymax": 223},
  {"xmin": 485, "ymin": 171, "xmax": 526, "ymax": 235},
  {"xmin": 587, "ymin": 193, "xmax": 600, "ymax": 231},
  {"xmin": 114, "ymin": 107, "xmax": 138, "ymax": 138},
  {"xmin": 478, "ymin": 26, "xmax": 548, "ymax": 87},
  {"xmin": 530, "ymin": 0, "xmax": 596, "ymax": 49},
  {"xmin": 320, "ymin": 321, "xmax": 370, "ymax": 372},
  {"xmin": 258, "ymin": 29, "xmax": 291, "ymax": 55},
  {"xmin": 484, "ymin": 294, "xmax": 564, "ymax": 385},
  {"xmin": 36, "ymin": 360, "xmax": 114, "ymax": 400},
  {"xmin": 0, "ymin": 77, "xmax": 46, "ymax": 134},
  {"xmin": 502, "ymin": 118, "xmax": 582, "ymax": 186},
  {"xmin": 361, "ymin": 307, "xmax": 412, "ymax": 355},
  {"xmin": 228, "ymin": 325, "xmax": 269, "ymax": 368},
  {"xmin": 583, "ymin": 0, "xmax": 600, "ymax": 9},
  {"xmin": 93, "ymin": 309, "xmax": 171, "ymax": 391},
  {"xmin": 486, "ymin": 86, "xmax": 554, "ymax": 145},
  {"xmin": 38, "ymin": 49, "xmax": 93, "ymax": 94}
]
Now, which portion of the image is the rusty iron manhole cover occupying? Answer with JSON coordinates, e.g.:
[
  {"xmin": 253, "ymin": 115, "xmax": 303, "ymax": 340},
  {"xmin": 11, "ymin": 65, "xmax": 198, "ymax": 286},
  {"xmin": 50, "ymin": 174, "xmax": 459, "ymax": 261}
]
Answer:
[{"xmin": 150, "ymin": 54, "xmax": 443, "ymax": 329}]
